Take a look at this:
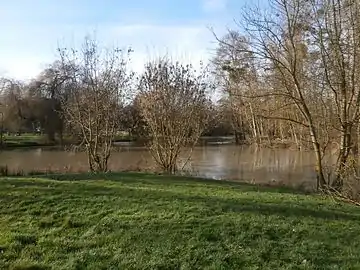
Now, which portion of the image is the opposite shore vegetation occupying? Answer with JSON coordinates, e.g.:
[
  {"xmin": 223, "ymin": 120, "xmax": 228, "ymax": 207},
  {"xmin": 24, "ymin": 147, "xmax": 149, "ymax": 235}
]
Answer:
[{"xmin": 1, "ymin": 0, "xmax": 360, "ymax": 203}]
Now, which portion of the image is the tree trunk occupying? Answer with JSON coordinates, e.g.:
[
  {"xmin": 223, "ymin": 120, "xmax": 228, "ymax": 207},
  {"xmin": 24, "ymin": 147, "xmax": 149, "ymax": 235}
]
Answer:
[
  {"xmin": 358, "ymin": 121, "xmax": 360, "ymax": 175},
  {"xmin": 234, "ymin": 131, "xmax": 240, "ymax": 145},
  {"xmin": 47, "ymin": 131, "xmax": 55, "ymax": 143},
  {"xmin": 249, "ymin": 103, "xmax": 259, "ymax": 144},
  {"xmin": 87, "ymin": 148, "xmax": 94, "ymax": 172},
  {"xmin": 332, "ymin": 126, "xmax": 352, "ymax": 190},
  {"xmin": 309, "ymin": 125, "xmax": 326, "ymax": 189},
  {"xmin": 279, "ymin": 121, "xmax": 284, "ymax": 141},
  {"xmin": 291, "ymin": 124, "xmax": 300, "ymax": 149}
]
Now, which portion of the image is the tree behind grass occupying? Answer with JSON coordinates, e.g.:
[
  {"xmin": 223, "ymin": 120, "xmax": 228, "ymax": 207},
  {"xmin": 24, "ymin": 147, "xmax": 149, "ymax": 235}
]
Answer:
[
  {"xmin": 138, "ymin": 58, "xmax": 211, "ymax": 174},
  {"xmin": 58, "ymin": 36, "xmax": 133, "ymax": 172}
]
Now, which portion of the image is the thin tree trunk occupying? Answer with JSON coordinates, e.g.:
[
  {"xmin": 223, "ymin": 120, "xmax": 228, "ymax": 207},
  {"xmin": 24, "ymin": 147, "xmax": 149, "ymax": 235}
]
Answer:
[
  {"xmin": 309, "ymin": 124, "xmax": 326, "ymax": 189},
  {"xmin": 249, "ymin": 103, "xmax": 258, "ymax": 143},
  {"xmin": 333, "ymin": 126, "xmax": 352, "ymax": 190},
  {"xmin": 291, "ymin": 124, "xmax": 299, "ymax": 149}
]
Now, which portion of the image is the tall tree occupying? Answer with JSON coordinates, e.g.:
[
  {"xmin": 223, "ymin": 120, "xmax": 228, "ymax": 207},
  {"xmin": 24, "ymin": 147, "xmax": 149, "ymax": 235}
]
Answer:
[
  {"xmin": 214, "ymin": 0, "xmax": 328, "ymax": 187},
  {"xmin": 58, "ymin": 36, "xmax": 133, "ymax": 172},
  {"xmin": 312, "ymin": 0, "xmax": 360, "ymax": 189}
]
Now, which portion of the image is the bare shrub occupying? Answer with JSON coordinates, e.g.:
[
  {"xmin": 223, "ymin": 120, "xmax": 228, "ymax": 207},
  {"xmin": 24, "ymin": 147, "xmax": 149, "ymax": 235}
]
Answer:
[
  {"xmin": 138, "ymin": 58, "xmax": 211, "ymax": 174},
  {"xmin": 58, "ymin": 36, "xmax": 133, "ymax": 172}
]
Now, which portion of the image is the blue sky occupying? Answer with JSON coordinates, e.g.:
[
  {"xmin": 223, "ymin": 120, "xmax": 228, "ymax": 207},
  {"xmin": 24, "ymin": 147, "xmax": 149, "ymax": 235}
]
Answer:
[{"xmin": 0, "ymin": 0, "xmax": 266, "ymax": 80}]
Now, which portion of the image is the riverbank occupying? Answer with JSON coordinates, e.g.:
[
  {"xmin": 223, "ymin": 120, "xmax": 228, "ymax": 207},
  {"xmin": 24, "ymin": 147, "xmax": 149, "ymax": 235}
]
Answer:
[
  {"xmin": 1, "ymin": 134, "xmax": 53, "ymax": 149},
  {"xmin": 0, "ymin": 173, "xmax": 359, "ymax": 269},
  {"xmin": 1, "ymin": 134, "xmax": 235, "ymax": 149},
  {"xmin": 1, "ymin": 133, "xmax": 136, "ymax": 149},
  {"xmin": 0, "ymin": 134, "xmax": 309, "ymax": 150}
]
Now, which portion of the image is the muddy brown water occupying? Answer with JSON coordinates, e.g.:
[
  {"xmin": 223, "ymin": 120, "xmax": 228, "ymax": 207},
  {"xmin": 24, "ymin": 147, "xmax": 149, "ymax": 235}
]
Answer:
[{"xmin": 0, "ymin": 144, "xmax": 324, "ymax": 190}]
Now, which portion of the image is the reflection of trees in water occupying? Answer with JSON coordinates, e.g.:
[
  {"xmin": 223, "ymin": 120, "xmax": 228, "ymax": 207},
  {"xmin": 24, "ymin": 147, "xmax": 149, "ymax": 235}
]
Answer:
[
  {"xmin": 0, "ymin": 145, "xmax": 331, "ymax": 186},
  {"xmin": 202, "ymin": 146, "xmax": 319, "ymax": 185},
  {"xmin": 186, "ymin": 145, "xmax": 319, "ymax": 186},
  {"xmin": 236, "ymin": 146, "xmax": 312, "ymax": 172}
]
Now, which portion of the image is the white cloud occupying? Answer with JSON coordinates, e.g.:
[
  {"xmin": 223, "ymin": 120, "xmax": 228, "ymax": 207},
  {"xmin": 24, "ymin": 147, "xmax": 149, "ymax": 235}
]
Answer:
[
  {"xmin": 0, "ymin": 0, "xmax": 234, "ymax": 81},
  {"xmin": 110, "ymin": 24, "xmax": 216, "ymax": 73},
  {"xmin": 202, "ymin": 0, "xmax": 227, "ymax": 12},
  {"xmin": 0, "ymin": 0, "xmax": 236, "ymax": 80},
  {"xmin": 0, "ymin": 23, "xmax": 221, "ymax": 80},
  {"xmin": 0, "ymin": 55, "xmax": 48, "ymax": 81}
]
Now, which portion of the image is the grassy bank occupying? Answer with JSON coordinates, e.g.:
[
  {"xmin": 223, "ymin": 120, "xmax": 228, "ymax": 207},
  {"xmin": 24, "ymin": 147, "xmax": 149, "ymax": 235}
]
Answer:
[
  {"xmin": 1, "ymin": 133, "xmax": 135, "ymax": 149},
  {"xmin": 0, "ymin": 173, "xmax": 360, "ymax": 269},
  {"xmin": 2, "ymin": 134, "xmax": 54, "ymax": 148}
]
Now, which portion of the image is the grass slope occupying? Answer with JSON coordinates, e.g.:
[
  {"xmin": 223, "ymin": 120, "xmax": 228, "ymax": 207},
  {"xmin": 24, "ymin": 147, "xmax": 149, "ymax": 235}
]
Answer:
[
  {"xmin": 3, "ymin": 134, "xmax": 49, "ymax": 148},
  {"xmin": 0, "ymin": 173, "xmax": 360, "ymax": 269}
]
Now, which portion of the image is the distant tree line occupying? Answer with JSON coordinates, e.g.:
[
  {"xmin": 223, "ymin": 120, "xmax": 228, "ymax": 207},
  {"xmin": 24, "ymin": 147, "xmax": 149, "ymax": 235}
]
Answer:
[
  {"xmin": 0, "ymin": 60, "xmax": 234, "ymax": 143},
  {"xmin": 212, "ymin": 0, "xmax": 360, "ymax": 200},
  {"xmin": 1, "ymin": 0, "xmax": 360, "ymax": 201}
]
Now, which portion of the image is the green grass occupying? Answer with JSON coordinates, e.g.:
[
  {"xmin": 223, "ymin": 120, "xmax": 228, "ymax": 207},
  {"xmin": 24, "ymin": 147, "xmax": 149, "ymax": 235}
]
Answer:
[
  {"xmin": 2, "ymin": 134, "xmax": 75, "ymax": 148},
  {"xmin": 0, "ymin": 173, "xmax": 360, "ymax": 269},
  {"xmin": 3, "ymin": 133, "xmax": 135, "ymax": 148},
  {"xmin": 3, "ymin": 134, "xmax": 48, "ymax": 148},
  {"xmin": 4, "ymin": 134, "xmax": 43, "ymax": 141}
]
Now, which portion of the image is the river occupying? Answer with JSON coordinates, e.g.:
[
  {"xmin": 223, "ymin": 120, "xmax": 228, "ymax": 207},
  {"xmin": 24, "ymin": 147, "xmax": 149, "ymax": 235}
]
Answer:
[{"xmin": 0, "ymin": 144, "xmax": 320, "ymax": 190}]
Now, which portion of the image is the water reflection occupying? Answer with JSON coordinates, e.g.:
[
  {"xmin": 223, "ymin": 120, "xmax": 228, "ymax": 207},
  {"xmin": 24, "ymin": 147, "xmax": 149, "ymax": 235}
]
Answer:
[
  {"xmin": 185, "ymin": 146, "xmax": 316, "ymax": 188},
  {"xmin": 0, "ymin": 145, "xmax": 320, "ymax": 189}
]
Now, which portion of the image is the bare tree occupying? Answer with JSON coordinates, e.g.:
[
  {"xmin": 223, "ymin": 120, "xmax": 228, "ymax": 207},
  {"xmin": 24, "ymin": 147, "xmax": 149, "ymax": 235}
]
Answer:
[
  {"xmin": 0, "ymin": 79, "xmax": 30, "ymax": 135},
  {"xmin": 58, "ymin": 36, "xmax": 133, "ymax": 172},
  {"xmin": 211, "ymin": 0, "xmax": 360, "ymax": 194},
  {"xmin": 310, "ymin": 0, "xmax": 360, "ymax": 189},
  {"xmin": 212, "ymin": 32, "xmax": 256, "ymax": 144},
  {"xmin": 138, "ymin": 58, "xmax": 210, "ymax": 174},
  {"xmin": 213, "ymin": 0, "xmax": 329, "ymax": 187}
]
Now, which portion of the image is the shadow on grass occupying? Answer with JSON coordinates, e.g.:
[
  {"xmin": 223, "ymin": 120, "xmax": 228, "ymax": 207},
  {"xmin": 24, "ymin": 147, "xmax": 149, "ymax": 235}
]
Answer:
[
  {"xmin": 30, "ymin": 172, "xmax": 313, "ymax": 196},
  {"xmin": 152, "ymin": 190, "xmax": 360, "ymax": 222},
  {"xmin": 2, "ymin": 176, "xmax": 359, "ymax": 222},
  {"xmin": 217, "ymin": 199, "xmax": 360, "ymax": 221}
]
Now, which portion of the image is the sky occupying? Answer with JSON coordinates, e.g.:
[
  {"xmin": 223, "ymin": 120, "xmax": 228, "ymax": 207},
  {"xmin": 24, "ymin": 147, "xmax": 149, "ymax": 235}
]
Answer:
[{"xmin": 0, "ymin": 0, "xmax": 266, "ymax": 81}]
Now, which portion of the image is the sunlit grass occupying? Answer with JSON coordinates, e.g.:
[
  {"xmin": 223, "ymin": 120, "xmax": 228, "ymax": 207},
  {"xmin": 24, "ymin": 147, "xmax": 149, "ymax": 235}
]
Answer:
[
  {"xmin": 0, "ymin": 173, "xmax": 360, "ymax": 269},
  {"xmin": 3, "ymin": 134, "xmax": 47, "ymax": 148}
]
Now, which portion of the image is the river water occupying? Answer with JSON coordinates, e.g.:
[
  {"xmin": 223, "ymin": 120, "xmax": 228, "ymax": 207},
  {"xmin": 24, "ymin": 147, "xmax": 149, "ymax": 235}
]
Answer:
[{"xmin": 0, "ymin": 144, "xmax": 319, "ymax": 189}]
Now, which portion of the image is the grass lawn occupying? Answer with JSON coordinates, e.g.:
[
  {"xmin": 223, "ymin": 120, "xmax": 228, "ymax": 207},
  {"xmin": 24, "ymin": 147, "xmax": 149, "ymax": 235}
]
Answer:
[
  {"xmin": 0, "ymin": 173, "xmax": 360, "ymax": 269},
  {"xmin": 3, "ymin": 134, "xmax": 48, "ymax": 148},
  {"xmin": 2, "ymin": 133, "xmax": 134, "ymax": 148}
]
